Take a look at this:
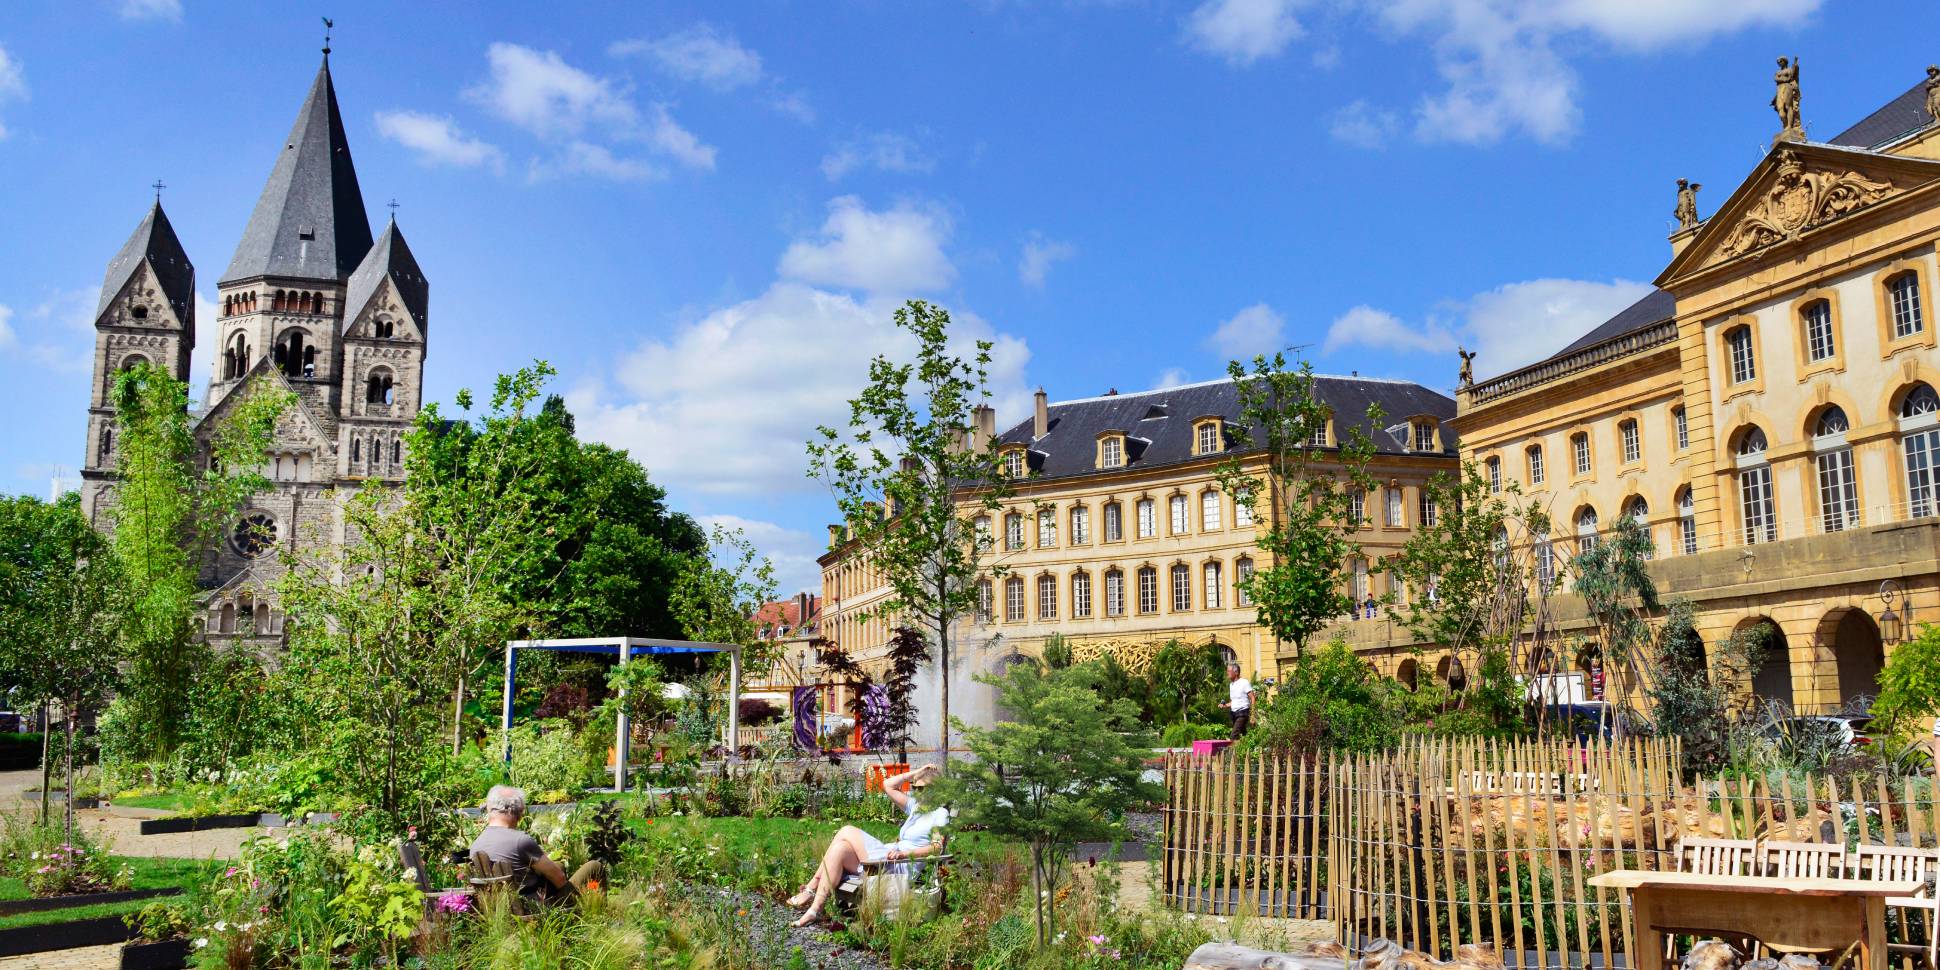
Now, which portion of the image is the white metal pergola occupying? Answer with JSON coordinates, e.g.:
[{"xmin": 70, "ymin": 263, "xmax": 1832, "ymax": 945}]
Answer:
[{"xmin": 500, "ymin": 636, "xmax": 741, "ymax": 792}]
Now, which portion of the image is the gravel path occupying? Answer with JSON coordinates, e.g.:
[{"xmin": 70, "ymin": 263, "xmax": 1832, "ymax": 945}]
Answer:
[{"xmin": 681, "ymin": 884, "xmax": 890, "ymax": 970}]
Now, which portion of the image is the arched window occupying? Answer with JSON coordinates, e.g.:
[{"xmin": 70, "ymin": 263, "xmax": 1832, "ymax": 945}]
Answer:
[
  {"xmin": 1350, "ymin": 558, "xmax": 1369, "ymax": 604},
  {"xmin": 1813, "ymin": 406, "xmax": 1858, "ymax": 532},
  {"xmin": 1726, "ymin": 325, "xmax": 1757, "ymax": 384},
  {"xmin": 1170, "ymin": 564, "xmax": 1191, "ymax": 611},
  {"xmin": 1678, "ymin": 487, "xmax": 1697, "ymax": 555},
  {"xmin": 1104, "ymin": 568, "xmax": 1125, "ymax": 616},
  {"xmin": 975, "ymin": 579, "xmax": 993, "ymax": 622},
  {"xmin": 1036, "ymin": 574, "xmax": 1057, "ymax": 619},
  {"xmin": 1801, "ymin": 299, "xmax": 1835, "ymax": 363},
  {"xmin": 375, "ymin": 318, "xmax": 395, "ymax": 339},
  {"xmin": 1901, "ymin": 384, "xmax": 1940, "ymax": 518},
  {"xmin": 1235, "ymin": 556, "xmax": 1254, "ymax": 607},
  {"xmin": 224, "ymin": 331, "xmax": 249, "ymax": 380},
  {"xmin": 274, "ymin": 330, "xmax": 308, "ymax": 378},
  {"xmin": 1888, "ymin": 271, "xmax": 1925, "ymax": 339},
  {"xmin": 1071, "ymin": 570, "xmax": 1092, "ymax": 618},
  {"xmin": 273, "ymin": 290, "xmax": 287, "ymax": 311},
  {"xmin": 1624, "ymin": 495, "xmax": 1653, "ymax": 558},
  {"xmin": 219, "ymin": 602, "xmax": 235, "ymax": 634},
  {"xmin": 1576, "ymin": 507, "xmax": 1600, "ymax": 554},
  {"xmin": 311, "ymin": 292, "xmax": 324, "ymax": 314},
  {"xmin": 351, "ymin": 438, "xmax": 361, "ymax": 462},
  {"xmin": 391, "ymin": 439, "xmax": 401, "ymax": 464},
  {"xmin": 1136, "ymin": 566, "xmax": 1159, "ymax": 614},
  {"xmin": 1169, "ymin": 494, "xmax": 1189, "ymax": 534},
  {"xmin": 1738, "ymin": 428, "xmax": 1776, "ymax": 543},
  {"xmin": 1004, "ymin": 577, "xmax": 1025, "ymax": 621},
  {"xmin": 130, "ymin": 305, "xmax": 148, "ymax": 320},
  {"xmin": 254, "ymin": 602, "xmax": 270, "ymax": 631},
  {"xmin": 1203, "ymin": 561, "xmax": 1223, "ymax": 609},
  {"xmin": 365, "ymin": 368, "xmax": 395, "ymax": 405},
  {"xmin": 98, "ymin": 427, "xmax": 112, "ymax": 463},
  {"xmin": 1673, "ymin": 405, "xmax": 1689, "ymax": 450},
  {"xmin": 119, "ymin": 354, "xmax": 149, "ymax": 372},
  {"xmin": 1102, "ymin": 501, "xmax": 1122, "ymax": 541}
]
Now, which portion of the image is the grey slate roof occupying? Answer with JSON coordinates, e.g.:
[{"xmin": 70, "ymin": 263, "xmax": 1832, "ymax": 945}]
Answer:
[
  {"xmin": 1831, "ymin": 80, "xmax": 1933, "ymax": 150},
  {"xmin": 1550, "ymin": 288, "xmax": 1676, "ymax": 358},
  {"xmin": 342, "ymin": 219, "xmax": 429, "ymax": 334},
  {"xmin": 996, "ymin": 376, "xmax": 1457, "ymax": 481},
  {"xmin": 97, "ymin": 202, "xmax": 195, "ymax": 321},
  {"xmin": 221, "ymin": 56, "xmax": 373, "ymax": 285}
]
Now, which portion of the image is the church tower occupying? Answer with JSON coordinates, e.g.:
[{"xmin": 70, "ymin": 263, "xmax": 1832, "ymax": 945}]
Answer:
[
  {"xmin": 80, "ymin": 200, "xmax": 195, "ymax": 524},
  {"xmin": 337, "ymin": 216, "xmax": 429, "ymax": 480}
]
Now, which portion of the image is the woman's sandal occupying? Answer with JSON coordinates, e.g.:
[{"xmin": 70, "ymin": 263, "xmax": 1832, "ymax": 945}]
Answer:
[{"xmin": 786, "ymin": 888, "xmax": 813, "ymax": 908}]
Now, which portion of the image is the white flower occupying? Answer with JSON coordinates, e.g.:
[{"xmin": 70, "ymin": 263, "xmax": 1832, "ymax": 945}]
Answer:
[
  {"xmin": 193, "ymin": 938, "xmax": 208, "ymax": 949},
  {"xmin": 402, "ymin": 867, "xmax": 417, "ymax": 881},
  {"xmin": 214, "ymin": 921, "xmax": 227, "ymax": 932}
]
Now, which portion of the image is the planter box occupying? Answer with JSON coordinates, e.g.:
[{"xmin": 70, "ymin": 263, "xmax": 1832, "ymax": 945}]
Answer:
[
  {"xmin": 0, "ymin": 914, "xmax": 136, "ymax": 957},
  {"xmin": 137, "ymin": 813, "xmax": 260, "ymax": 835},
  {"xmin": 0, "ymin": 887, "xmax": 179, "ymax": 916},
  {"xmin": 120, "ymin": 937, "xmax": 192, "ymax": 970}
]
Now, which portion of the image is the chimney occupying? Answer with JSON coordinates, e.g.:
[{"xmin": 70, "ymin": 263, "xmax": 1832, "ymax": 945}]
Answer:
[
  {"xmin": 971, "ymin": 405, "xmax": 996, "ymax": 453},
  {"xmin": 796, "ymin": 591, "xmax": 811, "ymax": 628},
  {"xmin": 1033, "ymin": 388, "xmax": 1049, "ymax": 439},
  {"xmin": 827, "ymin": 523, "xmax": 844, "ymax": 547}
]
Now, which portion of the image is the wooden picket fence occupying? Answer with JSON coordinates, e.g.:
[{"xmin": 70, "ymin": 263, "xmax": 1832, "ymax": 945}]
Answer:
[{"xmin": 1162, "ymin": 738, "xmax": 1940, "ymax": 970}]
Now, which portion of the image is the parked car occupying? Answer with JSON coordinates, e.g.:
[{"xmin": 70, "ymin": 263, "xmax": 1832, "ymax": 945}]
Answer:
[{"xmin": 1765, "ymin": 715, "xmax": 1873, "ymax": 751}]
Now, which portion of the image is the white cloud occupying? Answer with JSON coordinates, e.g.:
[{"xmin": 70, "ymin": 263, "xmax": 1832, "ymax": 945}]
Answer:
[
  {"xmin": 697, "ymin": 514, "xmax": 824, "ymax": 597},
  {"xmin": 1323, "ymin": 304, "xmax": 1458, "ymax": 356},
  {"xmin": 820, "ymin": 132, "xmax": 935, "ymax": 181},
  {"xmin": 778, "ymin": 196, "xmax": 956, "ymax": 294},
  {"xmin": 1017, "ymin": 233, "xmax": 1076, "ymax": 288},
  {"xmin": 0, "ymin": 305, "xmax": 14, "ymax": 351},
  {"xmin": 0, "ymin": 45, "xmax": 26, "ymax": 140},
  {"xmin": 569, "ymin": 281, "xmax": 1031, "ymax": 498},
  {"xmin": 1152, "ymin": 367, "xmax": 1192, "ymax": 390},
  {"xmin": 1367, "ymin": 0, "xmax": 1821, "ymax": 145},
  {"xmin": 611, "ymin": 25, "xmax": 764, "ymax": 91},
  {"xmin": 1206, "ymin": 303, "xmax": 1286, "ymax": 359},
  {"xmin": 374, "ymin": 110, "xmax": 505, "ymax": 172},
  {"xmin": 530, "ymin": 142, "xmax": 664, "ymax": 183},
  {"xmin": 1184, "ymin": 0, "xmax": 1306, "ymax": 67},
  {"xmin": 11, "ymin": 289, "xmax": 96, "ymax": 374},
  {"xmin": 119, "ymin": 0, "xmax": 182, "ymax": 21},
  {"xmin": 1321, "ymin": 278, "xmax": 1653, "ymax": 380},
  {"xmin": 1330, "ymin": 100, "xmax": 1401, "ymax": 149},
  {"xmin": 646, "ymin": 104, "xmax": 716, "ymax": 170},
  {"xmin": 468, "ymin": 42, "xmax": 638, "ymax": 139},
  {"xmin": 771, "ymin": 91, "xmax": 816, "ymax": 124}
]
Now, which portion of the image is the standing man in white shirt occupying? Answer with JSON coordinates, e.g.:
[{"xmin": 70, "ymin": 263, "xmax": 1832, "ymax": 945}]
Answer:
[{"xmin": 1220, "ymin": 663, "xmax": 1255, "ymax": 739}]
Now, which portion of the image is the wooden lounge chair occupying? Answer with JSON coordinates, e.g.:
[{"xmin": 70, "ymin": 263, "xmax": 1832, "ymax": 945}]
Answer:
[
  {"xmin": 469, "ymin": 850, "xmax": 526, "ymax": 915},
  {"xmin": 1677, "ymin": 837, "xmax": 1756, "ymax": 876},
  {"xmin": 1851, "ymin": 845, "xmax": 1939, "ymax": 968}
]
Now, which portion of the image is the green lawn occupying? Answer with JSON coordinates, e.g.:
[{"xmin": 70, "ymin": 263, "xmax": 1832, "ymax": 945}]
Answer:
[
  {"xmin": 625, "ymin": 813, "xmax": 1021, "ymax": 899},
  {"xmin": 0, "ymin": 857, "xmax": 214, "ymax": 930},
  {"xmin": 106, "ymin": 791, "xmax": 196, "ymax": 812}
]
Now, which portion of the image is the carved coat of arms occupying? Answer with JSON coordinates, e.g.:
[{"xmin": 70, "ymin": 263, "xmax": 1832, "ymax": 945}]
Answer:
[{"xmin": 1719, "ymin": 151, "xmax": 1896, "ymax": 259}]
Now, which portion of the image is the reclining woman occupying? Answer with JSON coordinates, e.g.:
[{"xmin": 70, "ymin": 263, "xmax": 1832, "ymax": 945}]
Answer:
[{"xmin": 788, "ymin": 763, "xmax": 946, "ymax": 926}]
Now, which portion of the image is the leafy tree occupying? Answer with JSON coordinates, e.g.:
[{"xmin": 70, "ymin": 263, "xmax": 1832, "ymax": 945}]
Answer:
[
  {"xmin": 547, "ymin": 441, "xmax": 707, "ymax": 640},
  {"xmin": 1870, "ymin": 623, "xmax": 1940, "ymax": 738},
  {"xmin": 0, "ymin": 494, "xmax": 126, "ymax": 835},
  {"xmin": 1646, "ymin": 600, "xmax": 1741, "ymax": 776},
  {"xmin": 668, "ymin": 524, "xmax": 778, "ymax": 671},
  {"xmin": 1145, "ymin": 639, "xmax": 1225, "ymax": 726},
  {"xmin": 1572, "ymin": 512, "xmax": 1660, "ymax": 731},
  {"xmin": 1240, "ymin": 640, "xmax": 1401, "ymax": 754},
  {"xmin": 931, "ymin": 662, "xmax": 1161, "ymax": 946},
  {"xmin": 807, "ymin": 300, "xmax": 1012, "ymax": 763},
  {"xmin": 1215, "ymin": 354, "xmax": 1380, "ymax": 657},
  {"xmin": 108, "ymin": 363, "xmax": 289, "ymax": 755},
  {"xmin": 873, "ymin": 627, "xmax": 928, "ymax": 761}
]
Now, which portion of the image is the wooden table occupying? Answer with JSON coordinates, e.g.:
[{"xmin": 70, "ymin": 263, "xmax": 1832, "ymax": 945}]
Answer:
[{"xmin": 1588, "ymin": 870, "xmax": 1922, "ymax": 970}]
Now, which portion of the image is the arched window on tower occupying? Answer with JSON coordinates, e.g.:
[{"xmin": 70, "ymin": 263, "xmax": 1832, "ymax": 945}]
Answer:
[
  {"xmin": 98, "ymin": 427, "xmax": 112, "ymax": 463},
  {"xmin": 391, "ymin": 439, "xmax": 401, "ymax": 464},
  {"xmin": 219, "ymin": 602, "xmax": 235, "ymax": 635},
  {"xmin": 224, "ymin": 331, "xmax": 250, "ymax": 380},
  {"xmin": 302, "ymin": 345, "xmax": 316, "ymax": 377},
  {"xmin": 375, "ymin": 318, "xmax": 394, "ymax": 339},
  {"xmin": 273, "ymin": 290, "xmax": 287, "ymax": 312},
  {"xmin": 351, "ymin": 438, "xmax": 361, "ymax": 463},
  {"xmin": 275, "ymin": 330, "xmax": 308, "ymax": 378},
  {"xmin": 366, "ymin": 368, "xmax": 395, "ymax": 405}
]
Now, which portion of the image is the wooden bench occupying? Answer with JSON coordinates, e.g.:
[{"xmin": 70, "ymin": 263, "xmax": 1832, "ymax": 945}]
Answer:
[
  {"xmin": 835, "ymin": 833, "xmax": 952, "ymax": 919},
  {"xmin": 468, "ymin": 850, "xmax": 526, "ymax": 915}
]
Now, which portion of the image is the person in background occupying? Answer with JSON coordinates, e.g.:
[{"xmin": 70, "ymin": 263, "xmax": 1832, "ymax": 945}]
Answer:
[
  {"xmin": 1220, "ymin": 663, "xmax": 1254, "ymax": 739},
  {"xmin": 470, "ymin": 785, "xmax": 607, "ymax": 904}
]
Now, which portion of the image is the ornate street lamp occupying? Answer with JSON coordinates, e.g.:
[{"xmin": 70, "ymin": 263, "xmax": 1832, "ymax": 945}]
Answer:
[{"xmin": 1878, "ymin": 579, "xmax": 1908, "ymax": 644}]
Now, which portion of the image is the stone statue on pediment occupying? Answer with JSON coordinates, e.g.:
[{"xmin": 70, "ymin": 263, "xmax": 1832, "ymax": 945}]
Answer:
[
  {"xmin": 1458, "ymin": 347, "xmax": 1476, "ymax": 388},
  {"xmin": 1674, "ymin": 179, "xmax": 1702, "ymax": 230},
  {"xmin": 1925, "ymin": 66, "xmax": 1940, "ymax": 123},
  {"xmin": 1772, "ymin": 56, "xmax": 1803, "ymax": 144}
]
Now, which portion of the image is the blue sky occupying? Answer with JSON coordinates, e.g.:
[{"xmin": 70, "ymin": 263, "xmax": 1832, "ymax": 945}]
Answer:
[{"xmin": 0, "ymin": 0, "xmax": 1933, "ymax": 593}]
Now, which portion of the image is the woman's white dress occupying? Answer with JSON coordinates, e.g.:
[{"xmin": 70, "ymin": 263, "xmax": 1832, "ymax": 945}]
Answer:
[{"xmin": 860, "ymin": 797, "xmax": 949, "ymax": 877}]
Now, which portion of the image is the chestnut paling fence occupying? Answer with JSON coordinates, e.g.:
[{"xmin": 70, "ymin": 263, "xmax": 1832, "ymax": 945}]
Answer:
[{"xmin": 1161, "ymin": 738, "xmax": 1940, "ymax": 970}]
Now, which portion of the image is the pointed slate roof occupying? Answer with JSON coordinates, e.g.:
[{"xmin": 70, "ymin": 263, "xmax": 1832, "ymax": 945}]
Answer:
[
  {"xmin": 1830, "ymin": 79, "xmax": 1934, "ymax": 150},
  {"xmin": 97, "ymin": 202, "xmax": 195, "ymax": 321},
  {"xmin": 341, "ymin": 218, "xmax": 429, "ymax": 334},
  {"xmin": 221, "ymin": 56, "xmax": 373, "ymax": 285}
]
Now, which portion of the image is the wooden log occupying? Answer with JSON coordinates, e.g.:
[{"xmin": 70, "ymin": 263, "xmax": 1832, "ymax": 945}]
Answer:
[
  {"xmin": 1182, "ymin": 942, "xmax": 1348, "ymax": 970},
  {"xmin": 1184, "ymin": 938, "xmax": 1510, "ymax": 970}
]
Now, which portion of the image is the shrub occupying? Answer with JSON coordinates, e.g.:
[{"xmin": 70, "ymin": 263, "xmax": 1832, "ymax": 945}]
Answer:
[
  {"xmin": 0, "ymin": 813, "xmax": 127, "ymax": 896},
  {"xmin": 1158, "ymin": 722, "xmax": 1227, "ymax": 747},
  {"xmin": 737, "ymin": 698, "xmax": 784, "ymax": 725},
  {"xmin": 506, "ymin": 719, "xmax": 597, "ymax": 797},
  {"xmin": 1240, "ymin": 639, "xmax": 1400, "ymax": 753}
]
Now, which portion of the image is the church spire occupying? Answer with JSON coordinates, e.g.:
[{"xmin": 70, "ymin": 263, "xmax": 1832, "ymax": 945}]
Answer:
[
  {"xmin": 220, "ymin": 55, "xmax": 373, "ymax": 286},
  {"xmin": 97, "ymin": 199, "xmax": 195, "ymax": 323}
]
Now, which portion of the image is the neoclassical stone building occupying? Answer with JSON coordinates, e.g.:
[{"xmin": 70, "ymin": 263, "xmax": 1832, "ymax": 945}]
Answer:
[
  {"xmin": 79, "ymin": 54, "xmax": 428, "ymax": 647},
  {"xmin": 1454, "ymin": 63, "xmax": 1940, "ymax": 716},
  {"xmin": 818, "ymin": 376, "xmax": 1459, "ymax": 687}
]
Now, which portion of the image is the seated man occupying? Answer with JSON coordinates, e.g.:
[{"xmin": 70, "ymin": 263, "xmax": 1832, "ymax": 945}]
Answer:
[{"xmin": 470, "ymin": 785, "xmax": 606, "ymax": 904}]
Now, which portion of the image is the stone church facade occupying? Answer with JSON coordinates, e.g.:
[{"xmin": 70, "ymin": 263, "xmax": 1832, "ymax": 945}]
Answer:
[{"xmin": 79, "ymin": 54, "xmax": 428, "ymax": 647}]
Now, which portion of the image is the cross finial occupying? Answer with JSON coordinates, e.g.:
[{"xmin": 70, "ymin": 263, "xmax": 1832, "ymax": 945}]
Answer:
[
  {"xmin": 151, "ymin": 178, "xmax": 166, "ymax": 202},
  {"xmin": 322, "ymin": 16, "xmax": 334, "ymax": 56},
  {"xmin": 387, "ymin": 198, "xmax": 399, "ymax": 218}
]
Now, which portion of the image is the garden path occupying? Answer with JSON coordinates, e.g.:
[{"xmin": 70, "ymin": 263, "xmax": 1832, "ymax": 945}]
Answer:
[
  {"xmin": 0, "ymin": 770, "xmax": 266, "ymax": 861},
  {"xmin": 0, "ymin": 943, "xmax": 119, "ymax": 970}
]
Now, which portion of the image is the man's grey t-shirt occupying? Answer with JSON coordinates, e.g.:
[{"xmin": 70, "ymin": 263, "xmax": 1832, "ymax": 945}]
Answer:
[{"xmin": 471, "ymin": 824, "xmax": 545, "ymax": 894}]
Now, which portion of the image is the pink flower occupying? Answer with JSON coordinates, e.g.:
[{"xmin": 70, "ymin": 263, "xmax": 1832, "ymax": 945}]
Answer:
[
  {"xmin": 224, "ymin": 867, "xmax": 238, "ymax": 877},
  {"xmin": 434, "ymin": 891, "xmax": 472, "ymax": 914}
]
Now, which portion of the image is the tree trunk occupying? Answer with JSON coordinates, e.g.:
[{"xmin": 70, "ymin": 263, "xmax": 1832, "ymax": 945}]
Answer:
[
  {"xmin": 1030, "ymin": 844, "xmax": 1045, "ymax": 946},
  {"xmin": 451, "ymin": 672, "xmax": 466, "ymax": 757},
  {"xmin": 62, "ymin": 702, "xmax": 75, "ymax": 843},
  {"xmin": 938, "ymin": 620, "xmax": 951, "ymax": 766},
  {"xmin": 37, "ymin": 705, "xmax": 50, "ymax": 827}
]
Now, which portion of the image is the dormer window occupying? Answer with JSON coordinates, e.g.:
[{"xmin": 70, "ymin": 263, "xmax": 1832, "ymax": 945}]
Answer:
[
  {"xmin": 1193, "ymin": 419, "xmax": 1222, "ymax": 456},
  {"xmin": 1097, "ymin": 433, "xmax": 1125, "ymax": 469},
  {"xmin": 1001, "ymin": 449, "xmax": 1024, "ymax": 478},
  {"xmin": 1308, "ymin": 418, "xmax": 1331, "ymax": 448},
  {"xmin": 1412, "ymin": 421, "xmax": 1437, "ymax": 452}
]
